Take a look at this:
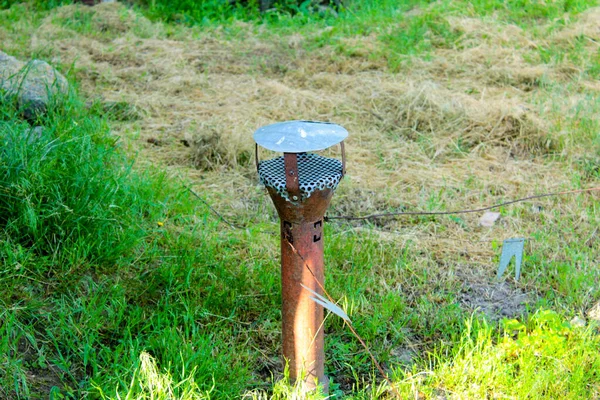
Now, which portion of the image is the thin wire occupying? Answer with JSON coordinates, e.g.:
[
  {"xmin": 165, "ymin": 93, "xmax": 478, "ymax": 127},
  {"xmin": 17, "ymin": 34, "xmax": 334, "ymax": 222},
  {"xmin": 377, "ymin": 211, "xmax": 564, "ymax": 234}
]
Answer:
[
  {"xmin": 185, "ymin": 184, "xmax": 240, "ymax": 229},
  {"xmin": 183, "ymin": 183, "xmax": 277, "ymax": 235},
  {"xmin": 183, "ymin": 180, "xmax": 600, "ymax": 243},
  {"xmin": 325, "ymin": 187, "xmax": 600, "ymax": 222}
]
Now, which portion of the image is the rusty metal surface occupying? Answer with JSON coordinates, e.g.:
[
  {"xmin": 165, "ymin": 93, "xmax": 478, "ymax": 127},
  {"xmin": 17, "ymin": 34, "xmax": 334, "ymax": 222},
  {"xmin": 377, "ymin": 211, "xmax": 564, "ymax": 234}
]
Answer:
[
  {"xmin": 284, "ymin": 153, "xmax": 301, "ymax": 202},
  {"xmin": 267, "ymin": 186, "xmax": 334, "ymax": 391}
]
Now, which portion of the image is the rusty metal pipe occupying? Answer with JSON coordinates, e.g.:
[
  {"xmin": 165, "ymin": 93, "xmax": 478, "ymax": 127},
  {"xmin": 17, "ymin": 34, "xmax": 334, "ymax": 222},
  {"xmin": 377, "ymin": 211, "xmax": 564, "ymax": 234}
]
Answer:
[
  {"xmin": 254, "ymin": 121, "xmax": 348, "ymax": 393},
  {"xmin": 267, "ymin": 180, "xmax": 334, "ymax": 392}
]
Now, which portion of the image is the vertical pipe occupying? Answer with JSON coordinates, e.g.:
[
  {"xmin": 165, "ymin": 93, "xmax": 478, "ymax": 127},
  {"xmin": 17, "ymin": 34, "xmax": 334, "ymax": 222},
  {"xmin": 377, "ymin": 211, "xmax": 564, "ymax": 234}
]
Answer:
[
  {"xmin": 281, "ymin": 219, "xmax": 326, "ymax": 390},
  {"xmin": 267, "ymin": 186, "xmax": 334, "ymax": 392}
]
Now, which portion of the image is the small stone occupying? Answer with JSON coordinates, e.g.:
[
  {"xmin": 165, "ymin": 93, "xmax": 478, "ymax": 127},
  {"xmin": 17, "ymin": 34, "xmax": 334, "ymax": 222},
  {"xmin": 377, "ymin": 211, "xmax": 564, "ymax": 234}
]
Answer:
[
  {"xmin": 570, "ymin": 316, "xmax": 586, "ymax": 328},
  {"xmin": 32, "ymin": 126, "xmax": 44, "ymax": 137},
  {"xmin": 479, "ymin": 211, "xmax": 501, "ymax": 227}
]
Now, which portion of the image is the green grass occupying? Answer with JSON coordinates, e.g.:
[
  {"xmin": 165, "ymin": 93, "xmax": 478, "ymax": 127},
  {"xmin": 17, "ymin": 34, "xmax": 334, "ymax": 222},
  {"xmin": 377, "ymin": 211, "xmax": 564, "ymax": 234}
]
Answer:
[
  {"xmin": 0, "ymin": 91, "xmax": 261, "ymax": 397},
  {"xmin": 399, "ymin": 312, "xmax": 600, "ymax": 398},
  {"xmin": 0, "ymin": 96, "xmax": 145, "ymax": 265},
  {"xmin": 0, "ymin": 0, "xmax": 70, "ymax": 11},
  {"xmin": 1, "ymin": 0, "xmax": 600, "ymax": 398}
]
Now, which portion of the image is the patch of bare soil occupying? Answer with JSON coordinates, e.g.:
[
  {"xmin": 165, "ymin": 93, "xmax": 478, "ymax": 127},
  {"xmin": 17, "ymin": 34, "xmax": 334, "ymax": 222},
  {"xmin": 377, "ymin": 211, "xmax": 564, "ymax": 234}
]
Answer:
[
  {"xmin": 456, "ymin": 270, "xmax": 530, "ymax": 322},
  {"xmin": 16, "ymin": 337, "xmax": 64, "ymax": 399}
]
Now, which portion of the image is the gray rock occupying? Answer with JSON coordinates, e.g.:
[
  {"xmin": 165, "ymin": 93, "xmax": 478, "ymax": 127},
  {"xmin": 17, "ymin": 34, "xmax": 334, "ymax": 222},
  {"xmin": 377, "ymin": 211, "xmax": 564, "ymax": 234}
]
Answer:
[{"xmin": 0, "ymin": 51, "xmax": 69, "ymax": 119}]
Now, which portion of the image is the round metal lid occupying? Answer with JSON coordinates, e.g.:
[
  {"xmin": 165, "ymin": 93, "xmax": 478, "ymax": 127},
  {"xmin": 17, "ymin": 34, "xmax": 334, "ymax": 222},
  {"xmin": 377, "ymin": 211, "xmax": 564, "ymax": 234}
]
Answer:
[{"xmin": 253, "ymin": 120, "xmax": 348, "ymax": 153}]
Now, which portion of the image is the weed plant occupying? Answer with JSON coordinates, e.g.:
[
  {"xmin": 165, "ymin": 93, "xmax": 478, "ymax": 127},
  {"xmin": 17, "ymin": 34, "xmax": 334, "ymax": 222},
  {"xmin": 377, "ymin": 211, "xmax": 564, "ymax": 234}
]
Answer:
[{"xmin": 0, "ymin": 89, "xmax": 210, "ymax": 396}]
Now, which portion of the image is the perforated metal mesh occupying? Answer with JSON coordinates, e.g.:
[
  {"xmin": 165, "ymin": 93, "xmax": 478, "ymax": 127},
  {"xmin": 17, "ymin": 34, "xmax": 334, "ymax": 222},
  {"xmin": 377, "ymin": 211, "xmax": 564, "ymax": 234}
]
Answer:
[{"xmin": 258, "ymin": 153, "xmax": 343, "ymax": 201}]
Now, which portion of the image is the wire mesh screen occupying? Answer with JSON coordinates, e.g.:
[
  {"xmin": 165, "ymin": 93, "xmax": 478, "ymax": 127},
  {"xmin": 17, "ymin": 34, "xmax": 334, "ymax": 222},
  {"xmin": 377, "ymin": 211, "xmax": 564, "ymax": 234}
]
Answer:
[{"xmin": 258, "ymin": 153, "xmax": 343, "ymax": 201}]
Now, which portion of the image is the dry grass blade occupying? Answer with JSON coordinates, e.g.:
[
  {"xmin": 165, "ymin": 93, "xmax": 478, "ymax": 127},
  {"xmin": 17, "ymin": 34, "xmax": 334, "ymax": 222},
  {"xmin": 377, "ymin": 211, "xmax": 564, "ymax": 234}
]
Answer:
[{"xmin": 300, "ymin": 283, "xmax": 351, "ymax": 323}]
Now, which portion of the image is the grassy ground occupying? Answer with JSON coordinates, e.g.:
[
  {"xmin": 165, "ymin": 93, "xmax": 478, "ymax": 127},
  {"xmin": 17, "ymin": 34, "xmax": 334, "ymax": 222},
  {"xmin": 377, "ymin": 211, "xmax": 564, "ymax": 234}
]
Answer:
[{"xmin": 0, "ymin": 0, "xmax": 599, "ymax": 398}]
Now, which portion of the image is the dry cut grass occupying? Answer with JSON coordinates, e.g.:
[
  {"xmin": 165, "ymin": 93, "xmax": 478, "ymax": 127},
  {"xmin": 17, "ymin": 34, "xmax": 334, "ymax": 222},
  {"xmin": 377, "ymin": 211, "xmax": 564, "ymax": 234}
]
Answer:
[{"xmin": 13, "ymin": 0, "xmax": 600, "ymax": 304}]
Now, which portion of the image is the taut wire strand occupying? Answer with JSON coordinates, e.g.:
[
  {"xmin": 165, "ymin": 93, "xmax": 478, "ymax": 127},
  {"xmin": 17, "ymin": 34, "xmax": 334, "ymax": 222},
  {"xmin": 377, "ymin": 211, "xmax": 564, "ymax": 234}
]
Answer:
[{"xmin": 325, "ymin": 187, "xmax": 600, "ymax": 222}]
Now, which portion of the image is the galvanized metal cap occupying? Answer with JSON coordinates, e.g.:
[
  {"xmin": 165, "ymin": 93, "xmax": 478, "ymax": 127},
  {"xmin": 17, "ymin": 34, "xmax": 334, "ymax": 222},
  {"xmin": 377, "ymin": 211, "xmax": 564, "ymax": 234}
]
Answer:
[{"xmin": 253, "ymin": 120, "xmax": 348, "ymax": 153}]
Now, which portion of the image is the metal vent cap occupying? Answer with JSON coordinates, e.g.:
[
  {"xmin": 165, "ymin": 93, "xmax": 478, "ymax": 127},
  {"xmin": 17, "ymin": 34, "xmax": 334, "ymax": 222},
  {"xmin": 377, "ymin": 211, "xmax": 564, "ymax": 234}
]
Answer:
[{"xmin": 254, "ymin": 120, "xmax": 348, "ymax": 153}]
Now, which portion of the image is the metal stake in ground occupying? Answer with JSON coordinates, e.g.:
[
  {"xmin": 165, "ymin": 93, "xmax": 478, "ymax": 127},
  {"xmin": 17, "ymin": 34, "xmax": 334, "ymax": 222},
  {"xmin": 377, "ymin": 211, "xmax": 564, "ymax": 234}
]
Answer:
[{"xmin": 254, "ymin": 120, "xmax": 347, "ymax": 392}]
